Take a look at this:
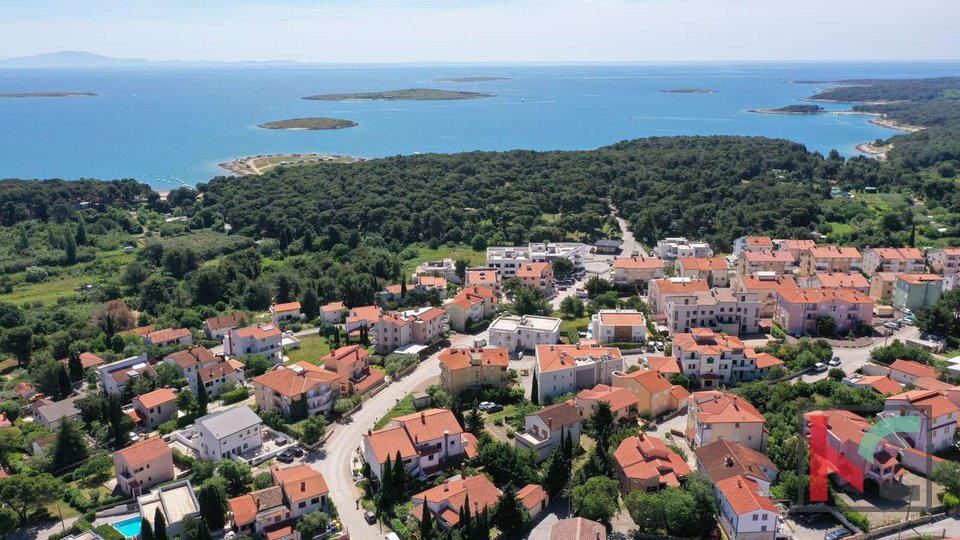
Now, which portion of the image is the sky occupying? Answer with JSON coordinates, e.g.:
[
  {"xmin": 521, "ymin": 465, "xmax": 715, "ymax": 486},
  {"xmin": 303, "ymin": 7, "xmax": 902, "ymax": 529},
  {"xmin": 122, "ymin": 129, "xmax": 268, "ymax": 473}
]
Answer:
[{"xmin": 2, "ymin": 0, "xmax": 959, "ymax": 63}]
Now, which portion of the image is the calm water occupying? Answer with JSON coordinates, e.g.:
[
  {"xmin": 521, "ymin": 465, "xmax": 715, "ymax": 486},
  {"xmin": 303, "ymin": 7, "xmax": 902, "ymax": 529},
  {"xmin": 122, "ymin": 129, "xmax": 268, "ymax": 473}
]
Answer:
[{"xmin": 1, "ymin": 62, "xmax": 958, "ymax": 188}]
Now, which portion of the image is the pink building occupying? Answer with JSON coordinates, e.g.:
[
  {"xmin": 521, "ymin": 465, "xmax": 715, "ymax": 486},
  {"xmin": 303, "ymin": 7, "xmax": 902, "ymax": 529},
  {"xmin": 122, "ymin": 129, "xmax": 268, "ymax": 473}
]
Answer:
[{"xmin": 773, "ymin": 289, "xmax": 874, "ymax": 337}]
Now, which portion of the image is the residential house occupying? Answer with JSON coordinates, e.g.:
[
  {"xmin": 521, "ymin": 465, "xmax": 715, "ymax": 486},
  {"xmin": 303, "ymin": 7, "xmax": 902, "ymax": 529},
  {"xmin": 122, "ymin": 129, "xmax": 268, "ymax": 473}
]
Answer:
[
  {"xmin": 517, "ymin": 484, "xmax": 550, "ymax": 521},
  {"xmin": 740, "ymin": 349, "xmax": 784, "ymax": 381},
  {"xmin": 737, "ymin": 249, "xmax": 797, "ymax": 276},
  {"xmin": 551, "ymin": 518, "xmax": 606, "ymax": 540},
  {"xmin": 879, "ymin": 389, "xmax": 959, "ymax": 453},
  {"xmin": 516, "ymin": 261, "xmax": 554, "ymax": 294},
  {"xmin": 224, "ymin": 323, "xmax": 283, "ymax": 363},
  {"xmin": 732, "ymin": 273, "xmax": 799, "ymax": 318},
  {"xmin": 687, "ymin": 390, "xmax": 767, "ymax": 450},
  {"xmin": 144, "ymin": 327, "xmax": 193, "ymax": 349},
  {"xmin": 611, "ymin": 256, "xmax": 665, "ymax": 292},
  {"xmin": 514, "ymin": 402, "xmax": 582, "ymax": 461},
  {"xmin": 203, "ymin": 313, "xmax": 247, "ymax": 341},
  {"xmin": 733, "ymin": 236, "xmax": 774, "ymax": 257},
  {"xmin": 227, "ymin": 486, "xmax": 289, "ymax": 538},
  {"xmin": 773, "ymin": 239, "xmax": 817, "ymax": 260},
  {"xmin": 30, "ymin": 395, "xmax": 82, "ymax": 430},
  {"xmin": 163, "ymin": 346, "xmax": 220, "ymax": 390},
  {"xmin": 928, "ymin": 247, "xmax": 960, "ymax": 290},
  {"xmin": 58, "ymin": 352, "xmax": 104, "ymax": 371},
  {"xmin": 672, "ymin": 330, "xmax": 747, "ymax": 387},
  {"xmin": 643, "ymin": 355, "xmax": 682, "ymax": 377},
  {"xmin": 410, "ymin": 475, "xmax": 501, "ymax": 531},
  {"xmin": 773, "ymin": 289, "xmax": 874, "ymax": 337},
  {"xmin": 320, "ymin": 302, "xmax": 346, "ymax": 324},
  {"xmin": 414, "ymin": 275, "xmax": 448, "ymax": 299},
  {"xmin": 664, "ymin": 288, "xmax": 761, "ymax": 336},
  {"xmin": 614, "ymin": 432, "xmax": 690, "ymax": 494},
  {"xmin": 590, "ymin": 309, "xmax": 647, "ymax": 344},
  {"xmin": 534, "ymin": 344, "xmax": 624, "ymax": 404},
  {"xmin": 195, "ymin": 406, "xmax": 263, "ymax": 461},
  {"xmin": 415, "ymin": 258, "xmax": 460, "ymax": 284},
  {"xmin": 97, "ymin": 355, "xmax": 154, "ymax": 395},
  {"xmin": 445, "ymin": 286, "xmax": 499, "ymax": 332},
  {"xmin": 137, "ymin": 480, "xmax": 200, "ymax": 540},
  {"xmin": 811, "ymin": 272, "xmax": 871, "ymax": 294},
  {"xmin": 361, "ymin": 409, "xmax": 475, "ymax": 480},
  {"xmin": 803, "ymin": 409, "xmax": 905, "ymax": 493},
  {"xmin": 132, "ymin": 388, "xmax": 177, "ymax": 429},
  {"xmin": 252, "ymin": 363, "xmax": 340, "ymax": 419},
  {"xmin": 113, "ymin": 437, "xmax": 174, "ymax": 496},
  {"xmin": 488, "ymin": 315, "xmax": 561, "ymax": 352},
  {"xmin": 656, "ymin": 237, "xmax": 713, "ymax": 260},
  {"xmin": 678, "ymin": 257, "xmax": 730, "ymax": 287},
  {"xmin": 269, "ymin": 302, "xmax": 302, "ymax": 324},
  {"xmin": 843, "ymin": 374, "xmax": 904, "ymax": 396},
  {"xmin": 465, "ymin": 268, "xmax": 501, "ymax": 294},
  {"xmin": 374, "ymin": 306, "xmax": 447, "ymax": 355},
  {"xmin": 322, "ymin": 345, "xmax": 384, "ymax": 395},
  {"xmin": 889, "ymin": 359, "xmax": 940, "ymax": 386},
  {"xmin": 14, "ymin": 382, "xmax": 37, "ymax": 400},
  {"xmin": 195, "ymin": 359, "xmax": 245, "ymax": 399},
  {"xmin": 648, "ymin": 278, "xmax": 710, "ymax": 314},
  {"xmin": 611, "ymin": 369, "xmax": 687, "ymax": 416},
  {"xmin": 893, "ymin": 274, "xmax": 943, "ymax": 311},
  {"xmin": 345, "ymin": 305, "xmax": 380, "ymax": 335},
  {"xmin": 862, "ymin": 247, "xmax": 926, "ymax": 276},
  {"xmin": 694, "ymin": 439, "xmax": 778, "ymax": 495},
  {"xmin": 438, "ymin": 347, "xmax": 510, "ymax": 396},
  {"xmin": 799, "ymin": 245, "xmax": 862, "ymax": 276},
  {"xmin": 870, "ymin": 272, "xmax": 900, "ymax": 302},
  {"xmin": 715, "ymin": 475, "xmax": 779, "ymax": 540},
  {"xmin": 576, "ymin": 384, "xmax": 639, "ymax": 422},
  {"xmin": 272, "ymin": 464, "xmax": 329, "ymax": 518}
]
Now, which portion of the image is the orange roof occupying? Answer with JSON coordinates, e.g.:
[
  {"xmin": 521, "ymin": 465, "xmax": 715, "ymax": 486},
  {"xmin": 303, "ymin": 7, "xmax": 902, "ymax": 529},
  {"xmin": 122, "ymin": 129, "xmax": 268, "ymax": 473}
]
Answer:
[
  {"xmin": 264, "ymin": 524, "xmax": 295, "ymax": 540},
  {"xmin": 204, "ymin": 313, "xmax": 247, "ymax": 330},
  {"xmin": 466, "ymin": 269, "xmax": 499, "ymax": 285},
  {"xmin": 692, "ymin": 391, "xmax": 765, "ymax": 425},
  {"xmin": 353, "ymin": 369, "xmax": 386, "ymax": 393},
  {"xmin": 816, "ymin": 272, "xmax": 870, "ymax": 289},
  {"xmin": 113, "ymin": 437, "xmax": 171, "ymax": 469},
  {"xmin": 384, "ymin": 284, "xmax": 403, "ymax": 295},
  {"xmin": 252, "ymin": 364, "xmax": 338, "ymax": 398},
  {"xmin": 855, "ymin": 375, "xmax": 903, "ymax": 395},
  {"xmin": 537, "ymin": 344, "xmax": 623, "ymax": 374},
  {"xmin": 411, "ymin": 475, "xmax": 501, "ymax": 526},
  {"xmin": 393, "ymin": 408, "xmax": 464, "ymax": 443},
  {"xmin": 680, "ymin": 257, "xmax": 728, "ymax": 272},
  {"xmin": 613, "ymin": 256, "xmax": 665, "ymax": 270},
  {"xmin": 517, "ymin": 484, "xmax": 547, "ymax": 513},
  {"xmin": 347, "ymin": 305, "xmax": 380, "ymax": 322},
  {"xmin": 777, "ymin": 239, "xmax": 817, "ymax": 251},
  {"xmin": 888, "ymin": 389, "xmax": 960, "ymax": 419},
  {"xmin": 146, "ymin": 327, "xmax": 191, "ymax": 344},
  {"xmin": 165, "ymin": 346, "xmax": 217, "ymax": 369},
  {"xmin": 439, "ymin": 347, "xmax": 509, "ymax": 371},
  {"xmin": 777, "ymin": 288, "xmax": 874, "ymax": 305},
  {"xmin": 869, "ymin": 247, "xmax": 924, "ymax": 260},
  {"xmin": 271, "ymin": 464, "xmax": 329, "ymax": 503},
  {"xmin": 531, "ymin": 402, "xmax": 582, "ymax": 429},
  {"xmin": 363, "ymin": 425, "xmax": 418, "ymax": 464},
  {"xmin": 645, "ymin": 355, "xmax": 681, "ymax": 375},
  {"xmin": 716, "ymin": 475, "xmax": 777, "ymax": 514},
  {"xmin": 805, "ymin": 409, "xmax": 871, "ymax": 446},
  {"xmin": 694, "ymin": 439, "xmax": 778, "ymax": 484},
  {"xmin": 577, "ymin": 384, "xmax": 638, "ymax": 414},
  {"xmin": 230, "ymin": 487, "xmax": 285, "ymax": 527},
  {"xmin": 891, "ymin": 359, "xmax": 939, "ymax": 380},
  {"xmin": 134, "ymin": 388, "xmax": 177, "ymax": 409},
  {"xmin": 551, "ymin": 518, "xmax": 606, "ymax": 540},
  {"xmin": 198, "ymin": 361, "xmax": 243, "ymax": 383},
  {"xmin": 617, "ymin": 369, "xmax": 672, "ymax": 394},
  {"xmin": 272, "ymin": 302, "xmax": 301, "ymax": 312},
  {"xmin": 744, "ymin": 349, "xmax": 784, "ymax": 369},
  {"xmin": 234, "ymin": 323, "xmax": 282, "ymax": 339},
  {"xmin": 597, "ymin": 310, "xmax": 646, "ymax": 327},
  {"xmin": 671, "ymin": 385, "xmax": 690, "ymax": 401},
  {"xmin": 742, "ymin": 249, "xmax": 795, "ymax": 263},
  {"xmin": 461, "ymin": 432, "xmax": 479, "ymax": 459},
  {"xmin": 59, "ymin": 352, "xmax": 105, "ymax": 369},
  {"xmin": 321, "ymin": 301, "xmax": 345, "ymax": 313},
  {"xmin": 416, "ymin": 276, "xmax": 447, "ymax": 288},
  {"xmin": 737, "ymin": 274, "xmax": 799, "ymax": 292},
  {"xmin": 652, "ymin": 278, "xmax": 709, "ymax": 294},
  {"xmin": 913, "ymin": 377, "xmax": 954, "ymax": 392},
  {"xmin": 516, "ymin": 262, "xmax": 551, "ymax": 278},
  {"xmin": 455, "ymin": 286, "xmax": 499, "ymax": 304},
  {"xmin": 614, "ymin": 432, "xmax": 690, "ymax": 486},
  {"xmin": 450, "ymin": 297, "xmax": 481, "ymax": 310},
  {"xmin": 808, "ymin": 245, "xmax": 862, "ymax": 259},
  {"xmin": 673, "ymin": 330, "xmax": 746, "ymax": 356},
  {"xmin": 323, "ymin": 345, "xmax": 369, "ymax": 368},
  {"xmin": 745, "ymin": 236, "xmax": 774, "ymax": 247},
  {"xmin": 896, "ymin": 273, "xmax": 943, "ymax": 285}
]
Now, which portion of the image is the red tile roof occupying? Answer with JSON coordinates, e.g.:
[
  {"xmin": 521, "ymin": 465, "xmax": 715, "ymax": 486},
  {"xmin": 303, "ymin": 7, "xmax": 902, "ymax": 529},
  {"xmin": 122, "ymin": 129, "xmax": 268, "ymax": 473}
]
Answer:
[
  {"xmin": 272, "ymin": 302, "xmax": 301, "ymax": 312},
  {"xmin": 777, "ymin": 289, "xmax": 874, "ymax": 305},
  {"xmin": 363, "ymin": 425, "xmax": 418, "ymax": 465},
  {"xmin": 531, "ymin": 402, "xmax": 582, "ymax": 429},
  {"xmin": 517, "ymin": 484, "xmax": 547, "ymax": 513},
  {"xmin": 744, "ymin": 349, "xmax": 784, "ymax": 369},
  {"xmin": 888, "ymin": 389, "xmax": 960, "ymax": 419},
  {"xmin": 736, "ymin": 275, "xmax": 799, "ymax": 292},
  {"xmin": 577, "ymin": 384, "xmax": 638, "ymax": 414},
  {"xmin": 692, "ymin": 391, "xmax": 765, "ymax": 425},
  {"xmin": 855, "ymin": 375, "xmax": 903, "ymax": 395},
  {"xmin": 410, "ymin": 475, "xmax": 501, "ymax": 527},
  {"xmin": 869, "ymin": 247, "xmax": 924, "ymax": 260},
  {"xmin": 645, "ymin": 355, "xmax": 681, "ymax": 375},
  {"xmin": 745, "ymin": 236, "xmax": 774, "ymax": 247},
  {"xmin": 614, "ymin": 432, "xmax": 690, "ymax": 486},
  {"xmin": 134, "ymin": 388, "xmax": 177, "ymax": 409},
  {"xmin": 164, "ymin": 346, "xmax": 217, "ymax": 369},
  {"xmin": 597, "ymin": 311, "xmax": 646, "ymax": 327},
  {"xmin": 742, "ymin": 249, "xmax": 795, "ymax": 263},
  {"xmin": 551, "ymin": 517, "xmax": 606, "ymax": 540},
  {"xmin": 321, "ymin": 301, "xmax": 345, "ymax": 313},
  {"xmin": 517, "ymin": 262, "xmax": 551, "ymax": 278},
  {"xmin": 252, "ymin": 364, "xmax": 338, "ymax": 398},
  {"xmin": 537, "ymin": 344, "xmax": 623, "ymax": 374},
  {"xmin": 652, "ymin": 278, "xmax": 710, "ymax": 294},
  {"xmin": 271, "ymin": 464, "xmax": 329, "ymax": 503},
  {"xmin": 204, "ymin": 313, "xmax": 247, "ymax": 331},
  {"xmin": 808, "ymin": 245, "xmax": 862, "ymax": 259},
  {"xmin": 613, "ymin": 256, "xmax": 665, "ymax": 270},
  {"xmin": 439, "ymin": 347, "xmax": 509, "ymax": 371},
  {"xmin": 680, "ymin": 257, "xmax": 729, "ymax": 272},
  {"xmin": 716, "ymin": 475, "xmax": 777, "ymax": 514},
  {"xmin": 673, "ymin": 330, "xmax": 746, "ymax": 356},
  {"xmin": 58, "ymin": 352, "xmax": 105, "ymax": 369},
  {"xmin": 896, "ymin": 273, "xmax": 944, "ymax": 285},
  {"xmin": 393, "ymin": 408, "xmax": 464, "ymax": 443},
  {"xmin": 891, "ymin": 359, "xmax": 939, "ymax": 380},
  {"xmin": 617, "ymin": 369, "xmax": 672, "ymax": 394},
  {"xmin": 113, "ymin": 437, "xmax": 171, "ymax": 469},
  {"xmin": 234, "ymin": 323, "xmax": 282, "ymax": 339},
  {"xmin": 815, "ymin": 272, "xmax": 870, "ymax": 290},
  {"xmin": 694, "ymin": 439, "xmax": 778, "ymax": 484},
  {"xmin": 146, "ymin": 327, "xmax": 191, "ymax": 344}
]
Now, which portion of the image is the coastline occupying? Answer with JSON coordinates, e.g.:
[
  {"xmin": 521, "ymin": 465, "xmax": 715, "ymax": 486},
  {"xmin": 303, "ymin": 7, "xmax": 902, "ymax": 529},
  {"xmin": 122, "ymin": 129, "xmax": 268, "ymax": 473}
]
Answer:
[{"xmin": 217, "ymin": 153, "xmax": 362, "ymax": 177}]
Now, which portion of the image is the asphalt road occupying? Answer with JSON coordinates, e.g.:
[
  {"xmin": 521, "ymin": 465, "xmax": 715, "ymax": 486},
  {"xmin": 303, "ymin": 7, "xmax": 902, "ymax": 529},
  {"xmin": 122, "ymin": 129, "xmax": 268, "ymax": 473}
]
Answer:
[{"xmin": 800, "ymin": 325, "xmax": 920, "ymax": 383}]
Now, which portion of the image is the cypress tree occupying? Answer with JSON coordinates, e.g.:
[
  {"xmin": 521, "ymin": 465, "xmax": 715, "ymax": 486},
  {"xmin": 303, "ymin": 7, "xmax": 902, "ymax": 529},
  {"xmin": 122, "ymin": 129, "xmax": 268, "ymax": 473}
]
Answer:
[
  {"xmin": 64, "ymin": 227, "xmax": 77, "ymax": 264},
  {"xmin": 381, "ymin": 455, "xmax": 394, "ymax": 505},
  {"xmin": 531, "ymin": 373, "xmax": 539, "ymax": 405},
  {"xmin": 68, "ymin": 350, "xmax": 84, "ymax": 382},
  {"xmin": 197, "ymin": 377, "xmax": 209, "ymax": 416},
  {"xmin": 195, "ymin": 521, "xmax": 212, "ymax": 540},
  {"xmin": 75, "ymin": 215, "xmax": 88, "ymax": 246},
  {"xmin": 460, "ymin": 494, "xmax": 472, "ymax": 537},
  {"xmin": 400, "ymin": 278, "xmax": 407, "ymax": 299},
  {"xmin": 154, "ymin": 507, "xmax": 167, "ymax": 540},
  {"xmin": 57, "ymin": 364, "xmax": 72, "ymax": 399},
  {"xmin": 140, "ymin": 518, "xmax": 155, "ymax": 540},
  {"xmin": 419, "ymin": 502, "xmax": 434, "ymax": 540}
]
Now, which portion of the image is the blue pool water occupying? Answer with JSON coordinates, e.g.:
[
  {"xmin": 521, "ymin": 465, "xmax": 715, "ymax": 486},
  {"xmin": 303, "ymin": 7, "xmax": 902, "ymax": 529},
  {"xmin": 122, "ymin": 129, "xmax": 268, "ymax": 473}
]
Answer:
[
  {"xmin": 112, "ymin": 516, "xmax": 142, "ymax": 538},
  {"xmin": 1, "ymin": 61, "xmax": 959, "ymax": 186}
]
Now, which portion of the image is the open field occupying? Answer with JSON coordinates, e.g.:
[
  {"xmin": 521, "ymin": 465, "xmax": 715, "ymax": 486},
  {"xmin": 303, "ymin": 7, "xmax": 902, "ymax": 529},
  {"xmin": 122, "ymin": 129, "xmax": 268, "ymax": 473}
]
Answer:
[
  {"xmin": 400, "ymin": 244, "xmax": 486, "ymax": 277},
  {"xmin": 285, "ymin": 334, "xmax": 332, "ymax": 365},
  {"xmin": 219, "ymin": 153, "xmax": 360, "ymax": 176}
]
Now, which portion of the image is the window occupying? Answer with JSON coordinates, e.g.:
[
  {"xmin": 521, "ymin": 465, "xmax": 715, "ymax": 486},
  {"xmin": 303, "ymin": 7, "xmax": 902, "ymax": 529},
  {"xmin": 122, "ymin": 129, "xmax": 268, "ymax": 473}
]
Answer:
[
  {"xmin": 299, "ymin": 502, "xmax": 306, "ymax": 509},
  {"xmin": 753, "ymin": 514, "xmax": 758, "ymax": 521},
  {"xmin": 312, "ymin": 497, "xmax": 320, "ymax": 504},
  {"xmin": 762, "ymin": 514, "xmax": 768, "ymax": 521}
]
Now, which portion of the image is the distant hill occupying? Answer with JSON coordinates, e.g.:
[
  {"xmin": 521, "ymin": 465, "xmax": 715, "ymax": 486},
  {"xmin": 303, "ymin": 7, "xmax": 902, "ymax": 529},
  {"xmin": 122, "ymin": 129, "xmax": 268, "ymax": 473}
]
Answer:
[{"xmin": 0, "ymin": 50, "xmax": 302, "ymax": 69}]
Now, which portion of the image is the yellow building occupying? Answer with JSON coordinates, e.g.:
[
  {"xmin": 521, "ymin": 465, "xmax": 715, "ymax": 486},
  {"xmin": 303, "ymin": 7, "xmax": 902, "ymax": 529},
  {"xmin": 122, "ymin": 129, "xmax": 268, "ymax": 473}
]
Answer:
[{"xmin": 438, "ymin": 347, "xmax": 510, "ymax": 396}]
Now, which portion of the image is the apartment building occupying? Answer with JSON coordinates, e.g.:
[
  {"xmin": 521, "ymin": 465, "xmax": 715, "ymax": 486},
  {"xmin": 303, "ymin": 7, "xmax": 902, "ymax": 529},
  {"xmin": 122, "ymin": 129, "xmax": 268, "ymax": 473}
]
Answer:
[
  {"xmin": 446, "ymin": 285, "xmax": 499, "ymax": 332},
  {"xmin": 732, "ymin": 273, "xmax": 799, "ymax": 318},
  {"xmin": 611, "ymin": 256, "xmax": 665, "ymax": 292},
  {"xmin": 132, "ymin": 388, "xmax": 177, "ymax": 429},
  {"xmin": 862, "ymin": 247, "xmax": 925, "ymax": 276},
  {"xmin": 224, "ymin": 323, "xmax": 283, "ymax": 363},
  {"xmin": 664, "ymin": 288, "xmax": 761, "ymax": 336},
  {"xmin": 894, "ymin": 274, "xmax": 943, "ymax": 311},
  {"xmin": 773, "ymin": 289, "xmax": 874, "ymax": 337},
  {"xmin": 880, "ymin": 389, "xmax": 959, "ymax": 453},
  {"xmin": 113, "ymin": 437, "xmax": 174, "ymax": 496},
  {"xmin": 195, "ymin": 406, "xmax": 263, "ymax": 461},
  {"xmin": 374, "ymin": 306, "xmax": 447, "ymax": 355},
  {"xmin": 656, "ymin": 237, "xmax": 713, "ymax": 260},
  {"xmin": 686, "ymin": 390, "xmax": 767, "ymax": 450},
  {"xmin": 488, "ymin": 315, "xmax": 561, "ymax": 352},
  {"xmin": 870, "ymin": 272, "xmax": 899, "ymax": 301},
  {"xmin": 516, "ymin": 261, "xmax": 554, "ymax": 294},
  {"xmin": 732, "ymin": 235, "xmax": 774, "ymax": 257},
  {"xmin": 928, "ymin": 247, "xmax": 960, "ymax": 290},
  {"xmin": 252, "ymin": 362, "xmax": 340, "ymax": 419},
  {"xmin": 737, "ymin": 249, "xmax": 797, "ymax": 276},
  {"xmin": 514, "ymin": 402, "xmax": 582, "ymax": 461},
  {"xmin": 611, "ymin": 369, "xmax": 688, "ymax": 416},
  {"xmin": 486, "ymin": 242, "xmax": 586, "ymax": 278},
  {"xmin": 322, "ymin": 345, "xmax": 384, "ymax": 395},
  {"xmin": 614, "ymin": 432, "xmax": 690, "ymax": 494},
  {"xmin": 534, "ymin": 344, "xmax": 624, "ymax": 404},
  {"xmin": 810, "ymin": 271, "xmax": 870, "ymax": 294},
  {"xmin": 672, "ymin": 329, "xmax": 744, "ymax": 387},
  {"xmin": 465, "ymin": 267, "xmax": 501, "ymax": 294},
  {"xmin": 648, "ymin": 277, "xmax": 710, "ymax": 314},
  {"xmin": 361, "ymin": 409, "xmax": 474, "ymax": 479},
  {"xmin": 590, "ymin": 309, "xmax": 646, "ymax": 344},
  {"xmin": 677, "ymin": 257, "xmax": 730, "ymax": 287},
  {"xmin": 438, "ymin": 347, "xmax": 510, "ymax": 396},
  {"xmin": 799, "ymin": 245, "xmax": 862, "ymax": 276},
  {"xmin": 97, "ymin": 355, "xmax": 154, "ymax": 395}
]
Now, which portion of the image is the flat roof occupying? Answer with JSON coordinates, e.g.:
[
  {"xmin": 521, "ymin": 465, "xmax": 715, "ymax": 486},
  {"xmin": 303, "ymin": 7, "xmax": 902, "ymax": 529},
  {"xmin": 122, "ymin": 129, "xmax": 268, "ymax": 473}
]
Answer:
[{"xmin": 489, "ymin": 315, "xmax": 561, "ymax": 333}]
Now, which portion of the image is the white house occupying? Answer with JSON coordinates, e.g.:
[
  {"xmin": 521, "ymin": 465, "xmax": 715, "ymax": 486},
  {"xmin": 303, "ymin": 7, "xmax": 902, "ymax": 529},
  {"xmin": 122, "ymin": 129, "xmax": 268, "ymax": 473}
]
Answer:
[
  {"xmin": 270, "ymin": 302, "xmax": 302, "ymax": 324},
  {"xmin": 879, "ymin": 389, "xmax": 959, "ymax": 453},
  {"xmin": 514, "ymin": 402, "xmax": 583, "ymax": 461},
  {"xmin": 224, "ymin": 324, "xmax": 283, "ymax": 363},
  {"xmin": 534, "ymin": 344, "xmax": 624, "ymax": 404},
  {"xmin": 590, "ymin": 310, "xmax": 646, "ymax": 344},
  {"xmin": 97, "ymin": 355, "xmax": 153, "ymax": 395},
  {"xmin": 361, "ymin": 409, "xmax": 473, "ymax": 480},
  {"xmin": 488, "ymin": 315, "xmax": 561, "ymax": 352},
  {"xmin": 195, "ymin": 406, "xmax": 264, "ymax": 461},
  {"xmin": 716, "ymin": 475, "xmax": 779, "ymax": 540},
  {"xmin": 656, "ymin": 237, "xmax": 713, "ymax": 260}
]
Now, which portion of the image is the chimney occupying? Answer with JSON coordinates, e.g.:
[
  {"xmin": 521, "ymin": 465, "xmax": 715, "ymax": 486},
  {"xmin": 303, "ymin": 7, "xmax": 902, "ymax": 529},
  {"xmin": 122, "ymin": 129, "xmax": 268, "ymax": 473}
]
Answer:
[
  {"xmin": 415, "ymin": 435, "xmax": 419, "ymax": 444},
  {"xmin": 367, "ymin": 429, "xmax": 372, "ymax": 436},
  {"xmin": 460, "ymin": 463, "xmax": 466, "ymax": 477},
  {"xmin": 596, "ymin": 532, "xmax": 601, "ymax": 540},
  {"xmin": 443, "ymin": 480, "xmax": 450, "ymax": 492},
  {"xmin": 421, "ymin": 412, "xmax": 426, "ymax": 424},
  {"xmin": 301, "ymin": 481, "xmax": 306, "ymax": 492},
  {"xmin": 737, "ymin": 479, "xmax": 743, "ymax": 488},
  {"xmin": 725, "ymin": 456, "xmax": 734, "ymax": 468},
  {"xmin": 547, "ymin": 418, "xmax": 553, "ymax": 430}
]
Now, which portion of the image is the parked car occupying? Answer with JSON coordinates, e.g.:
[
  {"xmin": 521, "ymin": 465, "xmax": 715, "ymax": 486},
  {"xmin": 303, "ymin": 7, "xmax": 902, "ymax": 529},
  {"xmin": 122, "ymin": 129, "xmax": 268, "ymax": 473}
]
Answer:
[
  {"xmin": 478, "ymin": 401, "xmax": 495, "ymax": 411},
  {"xmin": 825, "ymin": 528, "xmax": 851, "ymax": 540},
  {"xmin": 813, "ymin": 362, "xmax": 828, "ymax": 372},
  {"xmin": 291, "ymin": 446, "xmax": 304, "ymax": 457},
  {"xmin": 276, "ymin": 450, "xmax": 295, "ymax": 463},
  {"xmin": 883, "ymin": 322, "xmax": 900, "ymax": 330},
  {"xmin": 655, "ymin": 341, "xmax": 665, "ymax": 351},
  {"xmin": 828, "ymin": 357, "xmax": 841, "ymax": 367},
  {"xmin": 485, "ymin": 404, "xmax": 503, "ymax": 413},
  {"xmin": 364, "ymin": 511, "xmax": 377, "ymax": 524}
]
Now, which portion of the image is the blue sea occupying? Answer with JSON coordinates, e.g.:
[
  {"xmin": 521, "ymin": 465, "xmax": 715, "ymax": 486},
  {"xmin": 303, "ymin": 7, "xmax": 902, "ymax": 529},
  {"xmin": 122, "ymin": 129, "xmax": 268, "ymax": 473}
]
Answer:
[{"xmin": 0, "ymin": 62, "xmax": 958, "ymax": 188}]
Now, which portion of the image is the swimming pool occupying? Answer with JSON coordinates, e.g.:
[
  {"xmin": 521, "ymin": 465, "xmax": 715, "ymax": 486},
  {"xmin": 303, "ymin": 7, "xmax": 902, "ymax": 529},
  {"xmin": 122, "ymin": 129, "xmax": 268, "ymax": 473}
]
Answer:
[{"xmin": 112, "ymin": 516, "xmax": 142, "ymax": 538}]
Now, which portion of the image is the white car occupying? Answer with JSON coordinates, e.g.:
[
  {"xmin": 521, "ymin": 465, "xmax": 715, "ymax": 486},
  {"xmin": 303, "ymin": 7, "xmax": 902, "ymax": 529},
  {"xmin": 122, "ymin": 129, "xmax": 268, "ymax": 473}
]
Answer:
[
  {"xmin": 827, "ymin": 357, "xmax": 841, "ymax": 367},
  {"xmin": 478, "ymin": 401, "xmax": 495, "ymax": 411},
  {"xmin": 813, "ymin": 362, "xmax": 828, "ymax": 372}
]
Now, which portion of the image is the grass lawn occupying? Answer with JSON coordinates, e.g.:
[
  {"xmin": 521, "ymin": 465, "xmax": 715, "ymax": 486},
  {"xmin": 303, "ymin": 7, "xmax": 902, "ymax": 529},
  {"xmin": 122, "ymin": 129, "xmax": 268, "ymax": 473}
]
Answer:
[
  {"xmin": 374, "ymin": 394, "xmax": 416, "ymax": 430},
  {"xmin": 0, "ymin": 275, "xmax": 88, "ymax": 306},
  {"xmin": 400, "ymin": 243, "xmax": 486, "ymax": 277},
  {"xmin": 825, "ymin": 221, "xmax": 855, "ymax": 237},
  {"xmin": 552, "ymin": 311, "xmax": 591, "ymax": 342},
  {"xmin": 285, "ymin": 334, "xmax": 332, "ymax": 365}
]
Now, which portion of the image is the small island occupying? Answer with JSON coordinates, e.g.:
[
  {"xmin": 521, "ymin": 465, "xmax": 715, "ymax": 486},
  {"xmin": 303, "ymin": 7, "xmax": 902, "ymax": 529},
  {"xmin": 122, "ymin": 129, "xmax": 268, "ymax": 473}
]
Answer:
[
  {"xmin": 433, "ymin": 77, "xmax": 510, "ymax": 83},
  {"xmin": 257, "ymin": 117, "xmax": 358, "ymax": 131},
  {"xmin": 303, "ymin": 88, "xmax": 494, "ymax": 101},
  {"xmin": 0, "ymin": 91, "xmax": 97, "ymax": 98},
  {"xmin": 749, "ymin": 104, "xmax": 826, "ymax": 115},
  {"xmin": 660, "ymin": 89, "xmax": 718, "ymax": 94}
]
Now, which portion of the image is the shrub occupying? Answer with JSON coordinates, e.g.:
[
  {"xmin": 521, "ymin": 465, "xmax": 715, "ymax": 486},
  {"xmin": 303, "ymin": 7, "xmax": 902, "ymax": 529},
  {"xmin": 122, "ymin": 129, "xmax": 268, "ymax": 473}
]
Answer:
[
  {"xmin": 24, "ymin": 266, "xmax": 49, "ymax": 283},
  {"xmin": 843, "ymin": 511, "xmax": 870, "ymax": 532},
  {"xmin": 221, "ymin": 387, "xmax": 249, "ymax": 405}
]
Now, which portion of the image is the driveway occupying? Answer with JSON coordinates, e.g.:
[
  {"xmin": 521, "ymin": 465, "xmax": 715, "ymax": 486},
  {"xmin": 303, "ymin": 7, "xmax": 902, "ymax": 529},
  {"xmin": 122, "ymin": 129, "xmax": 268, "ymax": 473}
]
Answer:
[
  {"xmin": 873, "ymin": 516, "xmax": 960, "ymax": 539},
  {"xmin": 800, "ymin": 325, "xmax": 919, "ymax": 383},
  {"xmin": 307, "ymin": 331, "xmax": 478, "ymax": 540}
]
